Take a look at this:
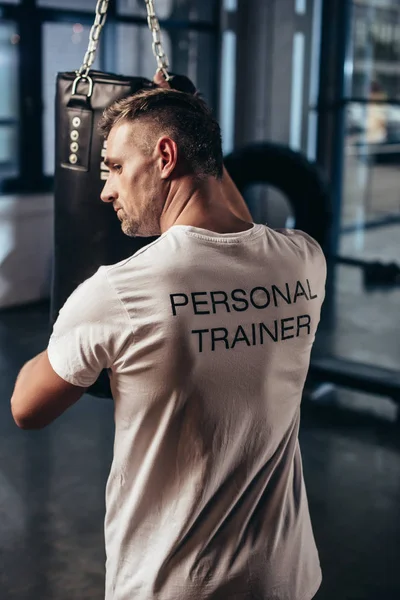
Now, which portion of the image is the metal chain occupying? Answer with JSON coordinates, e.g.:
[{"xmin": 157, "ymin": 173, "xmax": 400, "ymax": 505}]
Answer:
[
  {"xmin": 144, "ymin": 0, "xmax": 171, "ymax": 81},
  {"xmin": 76, "ymin": 0, "xmax": 109, "ymax": 79},
  {"xmin": 73, "ymin": 0, "xmax": 170, "ymax": 96}
]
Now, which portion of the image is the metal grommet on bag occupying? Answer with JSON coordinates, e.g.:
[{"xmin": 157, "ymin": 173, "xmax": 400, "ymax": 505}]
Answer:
[
  {"xmin": 72, "ymin": 117, "xmax": 81, "ymax": 128},
  {"xmin": 69, "ymin": 154, "xmax": 78, "ymax": 165},
  {"xmin": 71, "ymin": 130, "xmax": 79, "ymax": 141},
  {"xmin": 70, "ymin": 142, "xmax": 79, "ymax": 153}
]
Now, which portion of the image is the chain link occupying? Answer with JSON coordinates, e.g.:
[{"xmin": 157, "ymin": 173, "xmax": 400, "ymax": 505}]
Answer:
[
  {"xmin": 73, "ymin": 0, "xmax": 170, "ymax": 96},
  {"xmin": 144, "ymin": 0, "xmax": 171, "ymax": 81},
  {"xmin": 77, "ymin": 0, "xmax": 109, "ymax": 79}
]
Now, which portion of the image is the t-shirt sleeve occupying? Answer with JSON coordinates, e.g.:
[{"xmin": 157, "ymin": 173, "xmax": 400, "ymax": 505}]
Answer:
[
  {"xmin": 294, "ymin": 229, "xmax": 328, "ymax": 301},
  {"xmin": 275, "ymin": 227, "xmax": 324, "ymax": 254},
  {"xmin": 47, "ymin": 267, "xmax": 133, "ymax": 388},
  {"xmin": 275, "ymin": 227, "xmax": 327, "ymax": 299}
]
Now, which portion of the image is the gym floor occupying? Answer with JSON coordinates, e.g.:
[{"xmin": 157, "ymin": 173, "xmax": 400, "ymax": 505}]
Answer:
[{"xmin": 0, "ymin": 268, "xmax": 399, "ymax": 600}]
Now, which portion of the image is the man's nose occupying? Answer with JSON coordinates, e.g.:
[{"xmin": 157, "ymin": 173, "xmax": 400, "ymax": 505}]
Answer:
[{"xmin": 100, "ymin": 180, "xmax": 117, "ymax": 204}]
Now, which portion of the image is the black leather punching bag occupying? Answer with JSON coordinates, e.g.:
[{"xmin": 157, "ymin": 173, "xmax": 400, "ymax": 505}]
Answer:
[{"xmin": 51, "ymin": 71, "xmax": 156, "ymax": 397}]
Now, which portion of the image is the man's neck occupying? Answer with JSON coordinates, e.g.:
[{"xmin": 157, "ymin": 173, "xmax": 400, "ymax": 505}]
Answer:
[{"xmin": 160, "ymin": 176, "xmax": 253, "ymax": 235}]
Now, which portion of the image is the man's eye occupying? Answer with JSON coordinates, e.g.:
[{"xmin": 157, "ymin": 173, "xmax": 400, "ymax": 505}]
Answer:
[{"xmin": 113, "ymin": 165, "xmax": 122, "ymax": 173}]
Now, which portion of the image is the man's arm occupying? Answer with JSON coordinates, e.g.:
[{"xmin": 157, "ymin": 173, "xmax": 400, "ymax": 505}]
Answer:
[
  {"xmin": 10, "ymin": 267, "xmax": 131, "ymax": 430},
  {"xmin": 11, "ymin": 350, "xmax": 86, "ymax": 429}
]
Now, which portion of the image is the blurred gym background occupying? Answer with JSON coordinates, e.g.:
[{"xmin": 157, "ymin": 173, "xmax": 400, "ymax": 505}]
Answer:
[{"xmin": 0, "ymin": 1, "xmax": 399, "ymax": 599}]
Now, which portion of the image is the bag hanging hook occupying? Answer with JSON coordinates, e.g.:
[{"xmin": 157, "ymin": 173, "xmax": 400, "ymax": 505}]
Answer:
[{"xmin": 71, "ymin": 74, "xmax": 94, "ymax": 98}]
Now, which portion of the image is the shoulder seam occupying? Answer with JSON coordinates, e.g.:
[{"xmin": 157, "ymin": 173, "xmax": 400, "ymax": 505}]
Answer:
[
  {"xmin": 106, "ymin": 235, "xmax": 167, "ymax": 272},
  {"xmin": 100, "ymin": 267, "xmax": 137, "ymax": 343},
  {"xmin": 276, "ymin": 228, "xmax": 324, "ymax": 254}
]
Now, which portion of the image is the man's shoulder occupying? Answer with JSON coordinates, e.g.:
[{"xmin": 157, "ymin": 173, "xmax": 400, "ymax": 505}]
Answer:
[
  {"xmin": 104, "ymin": 229, "xmax": 182, "ymax": 283},
  {"xmin": 270, "ymin": 228, "xmax": 327, "ymax": 283},
  {"xmin": 54, "ymin": 266, "xmax": 119, "ymax": 330},
  {"xmin": 103, "ymin": 229, "xmax": 186, "ymax": 276},
  {"xmin": 273, "ymin": 227, "xmax": 325, "ymax": 255}
]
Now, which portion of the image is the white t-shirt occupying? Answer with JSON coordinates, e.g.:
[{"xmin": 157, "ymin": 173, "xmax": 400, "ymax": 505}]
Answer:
[{"xmin": 48, "ymin": 224, "xmax": 327, "ymax": 600}]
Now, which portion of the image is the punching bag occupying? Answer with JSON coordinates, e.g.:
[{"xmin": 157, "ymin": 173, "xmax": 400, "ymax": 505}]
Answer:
[
  {"xmin": 52, "ymin": 71, "xmax": 156, "ymax": 323},
  {"xmin": 51, "ymin": 1, "xmax": 196, "ymax": 398},
  {"xmin": 51, "ymin": 71, "xmax": 157, "ymax": 397}
]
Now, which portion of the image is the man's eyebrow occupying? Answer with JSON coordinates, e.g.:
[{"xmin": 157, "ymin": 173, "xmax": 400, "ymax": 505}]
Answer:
[{"xmin": 103, "ymin": 157, "xmax": 121, "ymax": 167}]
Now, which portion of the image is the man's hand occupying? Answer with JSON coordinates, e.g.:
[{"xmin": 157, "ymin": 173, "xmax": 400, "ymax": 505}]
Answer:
[{"xmin": 153, "ymin": 70, "xmax": 170, "ymax": 89}]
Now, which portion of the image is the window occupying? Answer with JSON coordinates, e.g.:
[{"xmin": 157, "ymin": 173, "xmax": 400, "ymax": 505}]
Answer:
[
  {"xmin": 0, "ymin": 22, "xmax": 19, "ymax": 179},
  {"xmin": 42, "ymin": 22, "xmax": 100, "ymax": 175},
  {"xmin": 117, "ymin": 0, "xmax": 215, "ymax": 22},
  {"xmin": 353, "ymin": 0, "xmax": 400, "ymax": 97},
  {"xmin": 344, "ymin": 101, "xmax": 400, "ymax": 227},
  {"xmin": 340, "ymin": 0, "xmax": 400, "ymax": 259},
  {"xmin": 38, "ymin": 0, "xmax": 98, "ymax": 11},
  {"xmin": 116, "ymin": 24, "xmax": 171, "ymax": 80}
]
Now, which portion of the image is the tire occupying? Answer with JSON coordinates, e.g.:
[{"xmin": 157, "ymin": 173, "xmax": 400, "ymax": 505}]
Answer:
[{"xmin": 224, "ymin": 142, "xmax": 332, "ymax": 250}]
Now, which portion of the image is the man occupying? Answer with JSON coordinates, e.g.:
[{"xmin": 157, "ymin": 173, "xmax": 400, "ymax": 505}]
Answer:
[{"xmin": 11, "ymin": 75, "xmax": 326, "ymax": 600}]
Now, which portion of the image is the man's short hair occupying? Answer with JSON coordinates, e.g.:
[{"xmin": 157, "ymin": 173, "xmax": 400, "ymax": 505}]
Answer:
[{"xmin": 99, "ymin": 88, "xmax": 224, "ymax": 179}]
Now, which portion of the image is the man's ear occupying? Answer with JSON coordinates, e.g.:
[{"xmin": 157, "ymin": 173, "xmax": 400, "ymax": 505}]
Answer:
[{"xmin": 157, "ymin": 136, "xmax": 178, "ymax": 179}]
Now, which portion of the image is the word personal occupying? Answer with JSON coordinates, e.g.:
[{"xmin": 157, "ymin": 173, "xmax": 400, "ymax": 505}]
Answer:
[{"xmin": 170, "ymin": 280, "xmax": 318, "ymax": 317}]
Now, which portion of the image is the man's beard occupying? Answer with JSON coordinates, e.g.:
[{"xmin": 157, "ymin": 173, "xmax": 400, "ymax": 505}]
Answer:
[
  {"xmin": 121, "ymin": 215, "xmax": 139, "ymax": 237},
  {"xmin": 119, "ymin": 205, "xmax": 160, "ymax": 238}
]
